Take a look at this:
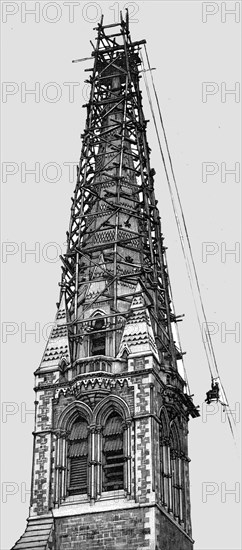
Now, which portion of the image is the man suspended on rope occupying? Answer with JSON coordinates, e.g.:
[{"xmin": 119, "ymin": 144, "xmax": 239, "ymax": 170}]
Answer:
[{"xmin": 205, "ymin": 380, "xmax": 220, "ymax": 404}]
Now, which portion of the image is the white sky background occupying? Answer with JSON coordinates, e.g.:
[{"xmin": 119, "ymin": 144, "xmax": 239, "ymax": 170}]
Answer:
[{"xmin": 1, "ymin": 1, "xmax": 241, "ymax": 549}]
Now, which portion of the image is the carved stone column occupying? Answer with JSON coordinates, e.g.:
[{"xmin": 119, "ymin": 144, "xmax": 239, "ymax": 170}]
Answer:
[
  {"xmin": 53, "ymin": 432, "xmax": 59, "ymax": 508},
  {"xmin": 171, "ymin": 449, "xmax": 179, "ymax": 520},
  {"xmin": 60, "ymin": 435, "xmax": 67, "ymax": 503},
  {"xmin": 167, "ymin": 444, "xmax": 173, "ymax": 513},
  {"xmin": 161, "ymin": 437, "xmax": 169, "ymax": 509},
  {"xmin": 178, "ymin": 454, "xmax": 184, "ymax": 526},
  {"xmin": 89, "ymin": 425, "xmax": 96, "ymax": 501},
  {"xmin": 96, "ymin": 426, "xmax": 102, "ymax": 498},
  {"xmin": 124, "ymin": 420, "xmax": 131, "ymax": 496},
  {"xmin": 54, "ymin": 431, "xmax": 63, "ymax": 508}
]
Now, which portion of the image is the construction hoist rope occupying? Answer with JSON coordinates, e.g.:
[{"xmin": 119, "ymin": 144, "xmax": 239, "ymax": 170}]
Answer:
[{"xmin": 141, "ymin": 46, "xmax": 238, "ymax": 445}]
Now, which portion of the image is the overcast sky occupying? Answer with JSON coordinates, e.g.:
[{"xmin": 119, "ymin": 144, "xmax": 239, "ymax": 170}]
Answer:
[{"xmin": 1, "ymin": 1, "xmax": 241, "ymax": 549}]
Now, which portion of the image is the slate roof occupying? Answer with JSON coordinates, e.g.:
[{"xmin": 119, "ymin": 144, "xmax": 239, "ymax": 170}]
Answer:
[{"xmin": 12, "ymin": 516, "xmax": 53, "ymax": 550}]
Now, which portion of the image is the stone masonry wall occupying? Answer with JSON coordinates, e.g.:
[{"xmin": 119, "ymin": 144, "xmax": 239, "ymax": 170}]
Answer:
[
  {"xmin": 155, "ymin": 507, "xmax": 193, "ymax": 550},
  {"xmin": 54, "ymin": 508, "xmax": 151, "ymax": 550},
  {"xmin": 31, "ymin": 385, "xmax": 55, "ymax": 515}
]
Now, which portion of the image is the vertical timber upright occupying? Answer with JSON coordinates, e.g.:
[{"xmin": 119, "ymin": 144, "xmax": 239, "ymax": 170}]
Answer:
[{"xmin": 12, "ymin": 13, "xmax": 199, "ymax": 550}]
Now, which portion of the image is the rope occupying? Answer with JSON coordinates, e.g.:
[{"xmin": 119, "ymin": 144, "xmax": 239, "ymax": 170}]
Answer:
[
  {"xmin": 141, "ymin": 47, "xmax": 238, "ymax": 441},
  {"xmin": 141, "ymin": 51, "xmax": 213, "ymax": 383},
  {"xmin": 143, "ymin": 45, "xmax": 217, "ymax": 378}
]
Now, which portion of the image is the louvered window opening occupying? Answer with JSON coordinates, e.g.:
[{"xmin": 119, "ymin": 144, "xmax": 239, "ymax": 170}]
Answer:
[
  {"xmin": 68, "ymin": 418, "xmax": 88, "ymax": 495},
  {"xmin": 90, "ymin": 318, "xmax": 106, "ymax": 356},
  {"xmin": 103, "ymin": 413, "xmax": 124, "ymax": 491},
  {"xmin": 160, "ymin": 429, "xmax": 185, "ymax": 524}
]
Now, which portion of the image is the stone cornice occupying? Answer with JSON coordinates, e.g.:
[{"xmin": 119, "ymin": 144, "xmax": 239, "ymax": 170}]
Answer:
[{"xmin": 54, "ymin": 375, "xmax": 132, "ymax": 399}]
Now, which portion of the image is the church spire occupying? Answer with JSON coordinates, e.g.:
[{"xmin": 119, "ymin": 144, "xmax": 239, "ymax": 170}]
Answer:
[
  {"xmin": 60, "ymin": 14, "xmax": 180, "ymax": 374},
  {"xmin": 12, "ymin": 13, "xmax": 199, "ymax": 550}
]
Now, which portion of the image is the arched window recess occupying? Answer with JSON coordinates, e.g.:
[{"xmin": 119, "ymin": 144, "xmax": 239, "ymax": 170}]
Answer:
[
  {"xmin": 102, "ymin": 411, "xmax": 125, "ymax": 492},
  {"xmin": 169, "ymin": 425, "xmax": 184, "ymax": 524},
  {"xmin": 89, "ymin": 312, "xmax": 106, "ymax": 357},
  {"xmin": 67, "ymin": 416, "xmax": 89, "ymax": 496}
]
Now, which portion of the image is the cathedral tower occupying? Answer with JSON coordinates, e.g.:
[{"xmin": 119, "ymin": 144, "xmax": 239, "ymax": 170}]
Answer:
[{"xmin": 12, "ymin": 13, "xmax": 199, "ymax": 550}]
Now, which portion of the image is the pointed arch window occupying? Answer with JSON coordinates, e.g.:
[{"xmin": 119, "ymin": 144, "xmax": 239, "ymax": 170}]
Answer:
[
  {"xmin": 102, "ymin": 412, "xmax": 124, "ymax": 492},
  {"xmin": 89, "ymin": 316, "xmax": 106, "ymax": 356},
  {"xmin": 160, "ymin": 432, "xmax": 169, "ymax": 510},
  {"xmin": 67, "ymin": 417, "xmax": 88, "ymax": 495},
  {"xmin": 170, "ymin": 428, "xmax": 183, "ymax": 523}
]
